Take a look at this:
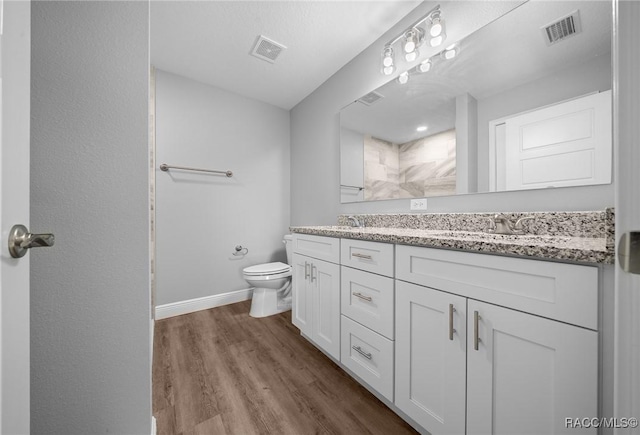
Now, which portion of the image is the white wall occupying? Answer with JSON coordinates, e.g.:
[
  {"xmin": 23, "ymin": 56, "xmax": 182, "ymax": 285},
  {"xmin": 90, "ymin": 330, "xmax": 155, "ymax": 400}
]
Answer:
[
  {"xmin": 30, "ymin": 2, "xmax": 151, "ymax": 433},
  {"xmin": 290, "ymin": 1, "xmax": 614, "ymax": 225},
  {"xmin": 155, "ymin": 70, "xmax": 290, "ymax": 306}
]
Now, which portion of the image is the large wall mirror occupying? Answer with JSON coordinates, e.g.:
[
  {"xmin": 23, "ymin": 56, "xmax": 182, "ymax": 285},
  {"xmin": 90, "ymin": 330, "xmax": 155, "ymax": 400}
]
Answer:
[{"xmin": 340, "ymin": 1, "xmax": 612, "ymax": 203}]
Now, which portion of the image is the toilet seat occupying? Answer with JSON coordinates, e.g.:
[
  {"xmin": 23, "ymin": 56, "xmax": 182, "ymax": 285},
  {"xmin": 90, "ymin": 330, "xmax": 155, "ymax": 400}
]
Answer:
[{"xmin": 243, "ymin": 262, "xmax": 292, "ymax": 279}]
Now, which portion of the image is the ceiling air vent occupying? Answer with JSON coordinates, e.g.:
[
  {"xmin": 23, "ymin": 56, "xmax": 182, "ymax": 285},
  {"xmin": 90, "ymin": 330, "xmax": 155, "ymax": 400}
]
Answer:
[
  {"xmin": 542, "ymin": 10, "xmax": 582, "ymax": 46},
  {"xmin": 250, "ymin": 35, "xmax": 286, "ymax": 64},
  {"xmin": 357, "ymin": 91, "xmax": 384, "ymax": 106}
]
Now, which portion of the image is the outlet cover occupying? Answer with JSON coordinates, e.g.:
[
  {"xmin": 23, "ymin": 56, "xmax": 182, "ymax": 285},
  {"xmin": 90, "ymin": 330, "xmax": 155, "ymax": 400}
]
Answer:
[{"xmin": 410, "ymin": 198, "xmax": 428, "ymax": 210}]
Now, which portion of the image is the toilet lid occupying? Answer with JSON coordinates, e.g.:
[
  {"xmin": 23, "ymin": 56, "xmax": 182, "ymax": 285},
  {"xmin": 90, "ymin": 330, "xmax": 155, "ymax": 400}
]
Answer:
[{"xmin": 243, "ymin": 262, "xmax": 291, "ymax": 276}]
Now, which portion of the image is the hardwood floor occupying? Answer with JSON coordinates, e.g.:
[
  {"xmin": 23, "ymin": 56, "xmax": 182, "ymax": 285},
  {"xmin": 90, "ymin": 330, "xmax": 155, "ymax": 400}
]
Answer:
[{"xmin": 153, "ymin": 300, "xmax": 417, "ymax": 435}]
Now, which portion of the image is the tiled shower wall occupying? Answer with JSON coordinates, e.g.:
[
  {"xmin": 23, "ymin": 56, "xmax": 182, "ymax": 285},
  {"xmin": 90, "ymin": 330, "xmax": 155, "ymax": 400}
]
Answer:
[{"xmin": 364, "ymin": 129, "xmax": 456, "ymax": 200}]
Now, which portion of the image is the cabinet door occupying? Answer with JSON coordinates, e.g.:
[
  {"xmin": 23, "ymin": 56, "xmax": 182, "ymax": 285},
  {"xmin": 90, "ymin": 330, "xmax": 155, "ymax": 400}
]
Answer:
[
  {"xmin": 311, "ymin": 259, "xmax": 341, "ymax": 360},
  {"xmin": 467, "ymin": 300, "xmax": 598, "ymax": 435},
  {"xmin": 395, "ymin": 281, "xmax": 467, "ymax": 435},
  {"xmin": 291, "ymin": 253, "xmax": 312, "ymax": 336}
]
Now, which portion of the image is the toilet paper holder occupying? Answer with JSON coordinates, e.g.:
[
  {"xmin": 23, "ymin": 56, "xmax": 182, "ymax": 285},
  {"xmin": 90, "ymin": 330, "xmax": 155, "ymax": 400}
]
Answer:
[{"xmin": 233, "ymin": 245, "xmax": 249, "ymax": 256}]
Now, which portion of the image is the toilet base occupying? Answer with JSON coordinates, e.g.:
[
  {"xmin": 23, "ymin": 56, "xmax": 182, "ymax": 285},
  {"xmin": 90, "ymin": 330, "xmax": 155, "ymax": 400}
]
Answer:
[{"xmin": 249, "ymin": 283, "xmax": 292, "ymax": 318}]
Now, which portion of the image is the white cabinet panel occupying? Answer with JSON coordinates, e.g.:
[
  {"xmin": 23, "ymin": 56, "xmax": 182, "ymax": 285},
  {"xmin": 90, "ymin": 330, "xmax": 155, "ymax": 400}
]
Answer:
[
  {"xmin": 312, "ymin": 260, "xmax": 341, "ymax": 360},
  {"xmin": 467, "ymin": 300, "xmax": 598, "ymax": 435},
  {"xmin": 292, "ymin": 252, "xmax": 340, "ymax": 360},
  {"xmin": 340, "ymin": 239, "xmax": 394, "ymax": 277},
  {"xmin": 292, "ymin": 253, "xmax": 312, "ymax": 336},
  {"xmin": 341, "ymin": 315, "xmax": 394, "ymax": 402},
  {"xmin": 396, "ymin": 245, "xmax": 598, "ymax": 330},
  {"xmin": 341, "ymin": 266, "xmax": 394, "ymax": 339},
  {"xmin": 293, "ymin": 233, "xmax": 340, "ymax": 264},
  {"xmin": 395, "ymin": 281, "xmax": 467, "ymax": 435}
]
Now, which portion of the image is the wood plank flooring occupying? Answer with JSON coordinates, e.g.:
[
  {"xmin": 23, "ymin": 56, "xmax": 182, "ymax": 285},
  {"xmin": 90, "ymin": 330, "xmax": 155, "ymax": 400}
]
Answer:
[{"xmin": 153, "ymin": 300, "xmax": 417, "ymax": 435}]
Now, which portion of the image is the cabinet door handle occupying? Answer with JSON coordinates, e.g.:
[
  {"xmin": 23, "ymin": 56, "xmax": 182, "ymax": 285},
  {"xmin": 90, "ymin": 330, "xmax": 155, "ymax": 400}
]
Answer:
[
  {"xmin": 449, "ymin": 304, "xmax": 456, "ymax": 341},
  {"xmin": 304, "ymin": 262, "xmax": 310, "ymax": 280},
  {"xmin": 310, "ymin": 264, "xmax": 317, "ymax": 282},
  {"xmin": 474, "ymin": 311, "xmax": 481, "ymax": 351},
  {"xmin": 351, "ymin": 252, "xmax": 373, "ymax": 260},
  {"xmin": 352, "ymin": 345, "xmax": 372, "ymax": 360},
  {"xmin": 353, "ymin": 292, "xmax": 372, "ymax": 302}
]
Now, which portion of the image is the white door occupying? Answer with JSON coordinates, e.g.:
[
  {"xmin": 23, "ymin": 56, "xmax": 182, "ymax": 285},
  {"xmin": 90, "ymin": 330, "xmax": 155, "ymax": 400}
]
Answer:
[
  {"xmin": 395, "ymin": 281, "xmax": 467, "ymax": 435},
  {"xmin": 614, "ymin": 0, "xmax": 640, "ymax": 427},
  {"xmin": 503, "ymin": 90, "xmax": 612, "ymax": 191},
  {"xmin": 311, "ymin": 259, "xmax": 340, "ymax": 360},
  {"xmin": 1, "ymin": 1, "xmax": 31, "ymax": 432},
  {"xmin": 291, "ymin": 253, "xmax": 312, "ymax": 336},
  {"xmin": 467, "ymin": 300, "xmax": 598, "ymax": 435}
]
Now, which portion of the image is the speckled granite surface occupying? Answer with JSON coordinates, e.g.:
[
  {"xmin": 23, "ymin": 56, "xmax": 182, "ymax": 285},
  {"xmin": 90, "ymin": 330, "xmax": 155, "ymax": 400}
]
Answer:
[{"xmin": 291, "ymin": 209, "xmax": 614, "ymax": 264}]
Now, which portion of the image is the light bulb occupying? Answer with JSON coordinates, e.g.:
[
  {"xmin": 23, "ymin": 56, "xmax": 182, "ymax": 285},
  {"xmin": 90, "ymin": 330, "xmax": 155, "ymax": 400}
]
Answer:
[
  {"xmin": 383, "ymin": 56, "xmax": 394, "ymax": 67},
  {"xmin": 404, "ymin": 50, "xmax": 419, "ymax": 62},
  {"xmin": 430, "ymin": 20, "xmax": 443, "ymax": 37},
  {"xmin": 430, "ymin": 35, "xmax": 444, "ymax": 47},
  {"xmin": 442, "ymin": 45, "xmax": 458, "ymax": 60},
  {"xmin": 397, "ymin": 72, "xmax": 409, "ymax": 85},
  {"xmin": 404, "ymin": 39, "xmax": 416, "ymax": 54},
  {"xmin": 418, "ymin": 59, "xmax": 432, "ymax": 73},
  {"xmin": 403, "ymin": 28, "xmax": 423, "ymax": 54},
  {"xmin": 383, "ymin": 65, "xmax": 394, "ymax": 76},
  {"xmin": 416, "ymin": 126, "xmax": 428, "ymax": 132}
]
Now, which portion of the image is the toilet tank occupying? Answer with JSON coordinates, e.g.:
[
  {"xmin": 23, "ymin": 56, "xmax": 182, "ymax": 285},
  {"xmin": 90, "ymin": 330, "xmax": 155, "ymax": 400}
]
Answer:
[{"xmin": 283, "ymin": 234, "xmax": 293, "ymax": 265}]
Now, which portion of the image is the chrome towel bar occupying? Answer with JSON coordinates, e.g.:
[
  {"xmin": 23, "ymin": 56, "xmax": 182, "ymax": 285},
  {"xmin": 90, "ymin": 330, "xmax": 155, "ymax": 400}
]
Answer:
[
  {"xmin": 340, "ymin": 184, "xmax": 364, "ymax": 191},
  {"xmin": 160, "ymin": 163, "xmax": 233, "ymax": 178}
]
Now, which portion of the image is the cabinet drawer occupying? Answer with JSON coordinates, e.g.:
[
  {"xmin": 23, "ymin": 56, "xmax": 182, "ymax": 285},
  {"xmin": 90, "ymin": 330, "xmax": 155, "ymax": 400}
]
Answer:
[
  {"xmin": 341, "ymin": 315, "xmax": 394, "ymax": 402},
  {"xmin": 341, "ymin": 267, "xmax": 394, "ymax": 339},
  {"xmin": 396, "ymin": 245, "xmax": 598, "ymax": 330},
  {"xmin": 292, "ymin": 234, "xmax": 340, "ymax": 264},
  {"xmin": 341, "ymin": 239, "xmax": 394, "ymax": 277}
]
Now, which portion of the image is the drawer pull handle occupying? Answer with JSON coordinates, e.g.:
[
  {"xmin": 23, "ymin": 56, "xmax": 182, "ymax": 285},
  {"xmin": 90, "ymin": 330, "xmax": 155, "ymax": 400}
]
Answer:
[
  {"xmin": 474, "ymin": 311, "xmax": 482, "ymax": 351},
  {"xmin": 353, "ymin": 292, "xmax": 372, "ymax": 302},
  {"xmin": 449, "ymin": 304, "xmax": 456, "ymax": 341},
  {"xmin": 351, "ymin": 252, "xmax": 373, "ymax": 260},
  {"xmin": 352, "ymin": 345, "xmax": 372, "ymax": 359},
  {"xmin": 304, "ymin": 262, "xmax": 310, "ymax": 280}
]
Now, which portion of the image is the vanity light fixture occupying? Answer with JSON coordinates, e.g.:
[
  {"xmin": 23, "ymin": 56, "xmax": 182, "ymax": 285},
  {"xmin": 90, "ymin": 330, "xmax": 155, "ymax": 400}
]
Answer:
[
  {"xmin": 380, "ymin": 5, "xmax": 446, "ymax": 75},
  {"xmin": 382, "ymin": 46, "xmax": 396, "ymax": 76},
  {"xmin": 397, "ymin": 71, "xmax": 409, "ymax": 85}
]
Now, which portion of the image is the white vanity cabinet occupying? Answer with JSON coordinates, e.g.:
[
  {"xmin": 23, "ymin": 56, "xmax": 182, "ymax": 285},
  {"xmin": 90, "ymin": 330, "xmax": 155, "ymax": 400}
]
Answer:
[
  {"xmin": 395, "ymin": 245, "xmax": 599, "ymax": 435},
  {"xmin": 292, "ymin": 234, "xmax": 341, "ymax": 360},
  {"xmin": 395, "ymin": 280, "xmax": 467, "ymax": 434},
  {"xmin": 340, "ymin": 239, "xmax": 395, "ymax": 401}
]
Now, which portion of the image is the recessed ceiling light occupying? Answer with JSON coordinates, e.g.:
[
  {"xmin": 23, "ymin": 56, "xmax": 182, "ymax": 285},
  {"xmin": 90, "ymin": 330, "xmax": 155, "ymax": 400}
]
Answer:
[{"xmin": 417, "ymin": 126, "xmax": 428, "ymax": 132}]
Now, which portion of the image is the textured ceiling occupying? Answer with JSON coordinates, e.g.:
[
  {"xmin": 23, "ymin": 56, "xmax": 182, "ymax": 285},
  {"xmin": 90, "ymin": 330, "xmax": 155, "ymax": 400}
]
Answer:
[{"xmin": 151, "ymin": 1, "xmax": 422, "ymax": 110}]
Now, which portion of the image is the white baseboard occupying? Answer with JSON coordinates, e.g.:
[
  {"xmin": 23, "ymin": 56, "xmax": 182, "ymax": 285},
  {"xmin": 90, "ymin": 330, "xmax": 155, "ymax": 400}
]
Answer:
[{"xmin": 155, "ymin": 288, "xmax": 253, "ymax": 320}]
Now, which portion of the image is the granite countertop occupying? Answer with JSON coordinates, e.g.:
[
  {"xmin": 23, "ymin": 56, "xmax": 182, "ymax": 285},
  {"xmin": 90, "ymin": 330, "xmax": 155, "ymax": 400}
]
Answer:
[{"xmin": 289, "ymin": 225, "xmax": 613, "ymax": 265}]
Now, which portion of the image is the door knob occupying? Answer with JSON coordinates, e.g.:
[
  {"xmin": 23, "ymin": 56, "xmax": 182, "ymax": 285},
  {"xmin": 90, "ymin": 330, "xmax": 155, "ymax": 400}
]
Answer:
[
  {"xmin": 8, "ymin": 224, "xmax": 55, "ymax": 258},
  {"xmin": 618, "ymin": 231, "xmax": 640, "ymax": 274}
]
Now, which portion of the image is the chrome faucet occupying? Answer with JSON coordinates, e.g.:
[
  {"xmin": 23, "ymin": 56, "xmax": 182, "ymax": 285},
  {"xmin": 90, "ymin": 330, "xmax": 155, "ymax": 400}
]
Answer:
[
  {"xmin": 486, "ymin": 214, "xmax": 534, "ymax": 235},
  {"xmin": 346, "ymin": 216, "xmax": 364, "ymax": 228}
]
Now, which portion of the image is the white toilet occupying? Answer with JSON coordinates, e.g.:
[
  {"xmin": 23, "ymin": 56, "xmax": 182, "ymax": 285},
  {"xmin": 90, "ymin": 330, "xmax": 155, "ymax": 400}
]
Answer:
[{"xmin": 243, "ymin": 235, "xmax": 293, "ymax": 318}]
